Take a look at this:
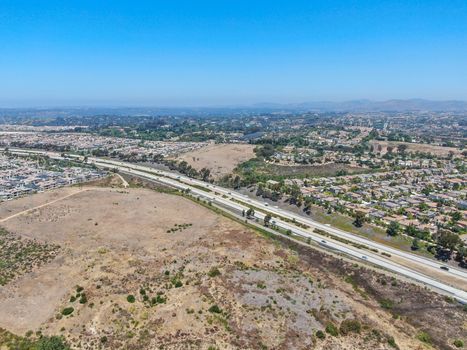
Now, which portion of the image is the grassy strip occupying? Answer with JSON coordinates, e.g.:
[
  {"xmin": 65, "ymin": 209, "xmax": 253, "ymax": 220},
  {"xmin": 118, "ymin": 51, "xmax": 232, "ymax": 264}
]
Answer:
[
  {"xmin": 229, "ymin": 197, "xmax": 310, "ymax": 230},
  {"xmin": 314, "ymin": 228, "xmax": 381, "ymax": 255}
]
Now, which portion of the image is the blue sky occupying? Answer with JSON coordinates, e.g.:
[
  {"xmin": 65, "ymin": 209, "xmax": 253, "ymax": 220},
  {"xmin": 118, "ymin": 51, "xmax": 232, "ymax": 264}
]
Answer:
[{"xmin": 0, "ymin": 0, "xmax": 466, "ymax": 106}]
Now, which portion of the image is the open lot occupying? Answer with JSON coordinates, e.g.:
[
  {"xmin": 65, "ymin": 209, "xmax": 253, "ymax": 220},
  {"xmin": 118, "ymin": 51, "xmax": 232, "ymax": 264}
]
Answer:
[
  {"xmin": 175, "ymin": 143, "xmax": 255, "ymax": 179},
  {"xmin": 0, "ymin": 185, "xmax": 465, "ymax": 349},
  {"xmin": 369, "ymin": 140, "xmax": 461, "ymax": 156}
]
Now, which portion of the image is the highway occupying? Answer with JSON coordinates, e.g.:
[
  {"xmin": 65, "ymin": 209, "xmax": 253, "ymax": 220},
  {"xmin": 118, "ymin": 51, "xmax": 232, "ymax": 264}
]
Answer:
[
  {"xmin": 87, "ymin": 156, "xmax": 467, "ymax": 280},
  {"xmin": 4, "ymin": 148, "xmax": 467, "ymax": 303}
]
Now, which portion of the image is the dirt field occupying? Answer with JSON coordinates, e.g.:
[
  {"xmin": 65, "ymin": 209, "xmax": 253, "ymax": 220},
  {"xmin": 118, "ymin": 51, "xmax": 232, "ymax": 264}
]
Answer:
[
  {"xmin": 0, "ymin": 186, "xmax": 465, "ymax": 349},
  {"xmin": 369, "ymin": 140, "xmax": 461, "ymax": 157},
  {"xmin": 175, "ymin": 143, "xmax": 255, "ymax": 179}
]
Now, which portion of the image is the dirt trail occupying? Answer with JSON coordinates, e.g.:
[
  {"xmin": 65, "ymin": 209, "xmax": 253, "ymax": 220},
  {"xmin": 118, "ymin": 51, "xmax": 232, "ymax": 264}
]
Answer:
[
  {"xmin": 0, "ymin": 189, "xmax": 89, "ymax": 223},
  {"xmin": 115, "ymin": 173, "xmax": 129, "ymax": 188}
]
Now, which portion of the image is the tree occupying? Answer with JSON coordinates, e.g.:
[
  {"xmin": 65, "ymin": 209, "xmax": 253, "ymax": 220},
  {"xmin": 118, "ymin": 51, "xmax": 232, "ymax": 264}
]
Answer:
[
  {"xmin": 386, "ymin": 221, "xmax": 400, "ymax": 236},
  {"xmin": 397, "ymin": 144, "xmax": 408, "ymax": 154},
  {"xmin": 353, "ymin": 211, "xmax": 365, "ymax": 228},
  {"xmin": 450, "ymin": 211, "xmax": 462, "ymax": 222},
  {"xmin": 455, "ymin": 245, "xmax": 467, "ymax": 267},
  {"xmin": 405, "ymin": 224, "xmax": 418, "ymax": 237},
  {"xmin": 200, "ymin": 167, "xmax": 211, "ymax": 181},
  {"xmin": 232, "ymin": 175, "xmax": 241, "ymax": 189},
  {"xmin": 411, "ymin": 238, "xmax": 420, "ymax": 251},
  {"xmin": 264, "ymin": 214, "xmax": 272, "ymax": 227},
  {"xmin": 246, "ymin": 208, "xmax": 255, "ymax": 218},
  {"xmin": 255, "ymin": 144, "xmax": 275, "ymax": 159},
  {"xmin": 437, "ymin": 231, "xmax": 461, "ymax": 253}
]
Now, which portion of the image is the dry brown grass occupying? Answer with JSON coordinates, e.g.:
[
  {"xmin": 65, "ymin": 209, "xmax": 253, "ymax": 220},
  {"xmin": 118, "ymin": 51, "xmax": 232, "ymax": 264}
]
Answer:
[
  {"xmin": 0, "ymin": 186, "xmax": 463, "ymax": 349},
  {"xmin": 174, "ymin": 143, "xmax": 255, "ymax": 179}
]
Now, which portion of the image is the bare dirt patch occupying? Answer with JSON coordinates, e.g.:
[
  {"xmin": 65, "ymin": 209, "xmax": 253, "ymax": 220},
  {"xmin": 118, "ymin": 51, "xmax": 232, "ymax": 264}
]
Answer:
[
  {"xmin": 174, "ymin": 143, "xmax": 255, "ymax": 179},
  {"xmin": 370, "ymin": 140, "xmax": 461, "ymax": 156},
  {"xmin": 0, "ymin": 187, "xmax": 464, "ymax": 350}
]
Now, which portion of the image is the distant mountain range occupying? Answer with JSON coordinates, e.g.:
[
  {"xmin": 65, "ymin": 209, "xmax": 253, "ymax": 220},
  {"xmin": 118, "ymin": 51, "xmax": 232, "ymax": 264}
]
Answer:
[{"xmin": 251, "ymin": 99, "xmax": 467, "ymax": 112}]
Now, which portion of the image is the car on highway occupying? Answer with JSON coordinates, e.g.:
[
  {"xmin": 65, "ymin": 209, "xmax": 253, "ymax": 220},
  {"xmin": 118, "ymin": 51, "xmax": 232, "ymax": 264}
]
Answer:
[
  {"xmin": 361, "ymin": 255, "xmax": 368, "ymax": 260},
  {"xmin": 440, "ymin": 266, "xmax": 450, "ymax": 271}
]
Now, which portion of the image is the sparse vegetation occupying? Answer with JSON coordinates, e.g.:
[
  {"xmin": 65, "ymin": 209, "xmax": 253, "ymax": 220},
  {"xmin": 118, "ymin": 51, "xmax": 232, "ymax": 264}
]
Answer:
[
  {"xmin": 0, "ymin": 328, "xmax": 70, "ymax": 350},
  {"xmin": 0, "ymin": 185, "xmax": 464, "ymax": 350},
  {"xmin": 0, "ymin": 228, "xmax": 59, "ymax": 286},
  {"xmin": 166, "ymin": 223, "xmax": 193, "ymax": 233}
]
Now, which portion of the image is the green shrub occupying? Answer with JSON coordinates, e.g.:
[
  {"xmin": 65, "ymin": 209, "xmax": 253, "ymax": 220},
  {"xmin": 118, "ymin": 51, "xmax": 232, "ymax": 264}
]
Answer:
[
  {"xmin": 208, "ymin": 305, "xmax": 222, "ymax": 314},
  {"xmin": 325, "ymin": 323, "xmax": 339, "ymax": 336},
  {"xmin": 339, "ymin": 319, "xmax": 361, "ymax": 335},
  {"xmin": 208, "ymin": 267, "xmax": 221, "ymax": 277},
  {"xmin": 379, "ymin": 298, "xmax": 394, "ymax": 309},
  {"xmin": 151, "ymin": 294, "xmax": 166, "ymax": 305},
  {"xmin": 417, "ymin": 331, "xmax": 431, "ymax": 344},
  {"xmin": 174, "ymin": 280, "xmax": 183, "ymax": 288},
  {"xmin": 453, "ymin": 339, "xmax": 464, "ymax": 348},
  {"xmin": 61, "ymin": 307, "xmax": 74, "ymax": 316},
  {"xmin": 79, "ymin": 294, "xmax": 87, "ymax": 304},
  {"xmin": 316, "ymin": 330, "xmax": 326, "ymax": 339},
  {"xmin": 36, "ymin": 335, "xmax": 70, "ymax": 350},
  {"xmin": 127, "ymin": 295, "xmax": 136, "ymax": 303},
  {"xmin": 387, "ymin": 336, "xmax": 398, "ymax": 348},
  {"xmin": 76, "ymin": 286, "xmax": 84, "ymax": 293},
  {"xmin": 69, "ymin": 296, "xmax": 76, "ymax": 302}
]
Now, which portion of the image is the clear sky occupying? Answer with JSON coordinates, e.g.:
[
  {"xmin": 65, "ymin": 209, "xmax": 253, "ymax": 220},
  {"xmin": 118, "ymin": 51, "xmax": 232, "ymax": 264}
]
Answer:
[{"xmin": 1, "ymin": 0, "xmax": 466, "ymax": 106}]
